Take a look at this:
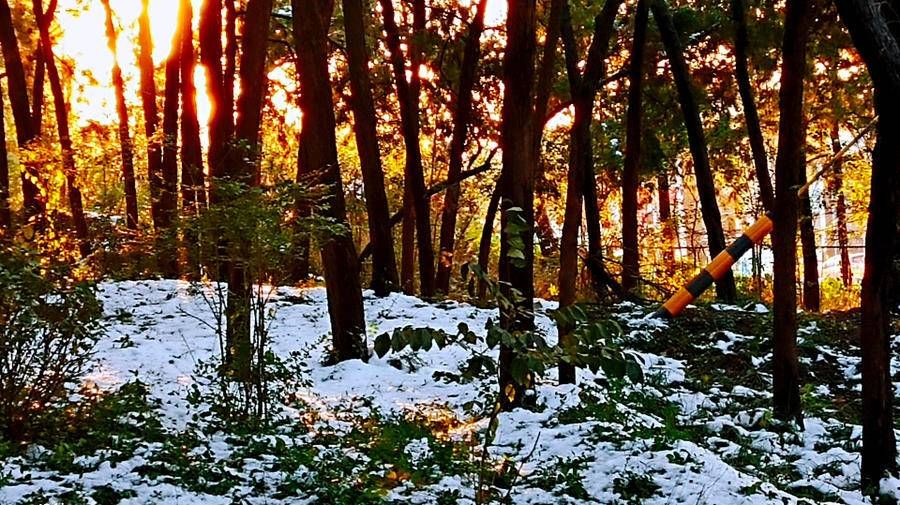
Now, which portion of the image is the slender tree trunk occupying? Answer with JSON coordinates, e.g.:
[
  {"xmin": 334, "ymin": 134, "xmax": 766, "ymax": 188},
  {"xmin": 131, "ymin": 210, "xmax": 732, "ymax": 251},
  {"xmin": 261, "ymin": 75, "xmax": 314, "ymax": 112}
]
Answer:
[
  {"xmin": 557, "ymin": 0, "xmax": 622, "ymax": 384},
  {"xmin": 834, "ymin": 0, "xmax": 900, "ymax": 485},
  {"xmin": 0, "ymin": 0, "xmax": 41, "ymax": 222},
  {"xmin": 35, "ymin": 0, "xmax": 89, "ymax": 257},
  {"xmin": 31, "ymin": 50, "xmax": 44, "ymax": 135},
  {"xmin": 180, "ymin": 0, "xmax": 204, "ymax": 213},
  {"xmin": 294, "ymin": 0, "xmax": 368, "ymax": 362},
  {"xmin": 435, "ymin": 0, "xmax": 489, "ymax": 294},
  {"xmin": 621, "ymin": 0, "xmax": 649, "ymax": 293},
  {"xmin": 477, "ymin": 179, "xmax": 501, "ymax": 301},
  {"xmin": 0, "ymin": 81, "xmax": 9, "ymax": 233},
  {"xmin": 829, "ymin": 125, "xmax": 852, "ymax": 287},
  {"xmin": 138, "ymin": 0, "xmax": 164, "ymax": 229},
  {"xmin": 101, "ymin": 0, "xmax": 138, "ymax": 230},
  {"xmin": 658, "ymin": 170, "xmax": 676, "ymax": 274},
  {"xmin": 535, "ymin": 199, "xmax": 558, "ymax": 256},
  {"xmin": 799, "ymin": 177, "xmax": 819, "ymax": 311},
  {"xmin": 731, "ymin": 0, "xmax": 774, "ymax": 211},
  {"xmin": 771, "ymin": 0, "xmax": 808, "ymax": 426},
  {"xmin": 223, "ymin": 0, "xmax": 236, "ymax": 131},
  {"xmin": 223, "ymin": 0, "xmax": 274, "ymax": 382},
  {"xmin": 379, "ymin": 0, "xmax": 436, "ymax": 297},
  {"xmin": 342, "ymin": 0, "xmax": 399, "ymax": 296},
  {"xmin": 498, "ymin": 0, "xmax": 538, "ymax": 410},
  {"xmin": 161, "ymin": 9, "xmax": 182, "ymax": 230},
  {"xmin": 200, "ymin": 0, "xmax": 227, "ymax": 202},
  {"xmin": 532, "ymin": 0, "xmax": 564, "ymax": 157},
  {"xmin": 651, "ymin": 0, "xmax": 736, "ymax": 302}
]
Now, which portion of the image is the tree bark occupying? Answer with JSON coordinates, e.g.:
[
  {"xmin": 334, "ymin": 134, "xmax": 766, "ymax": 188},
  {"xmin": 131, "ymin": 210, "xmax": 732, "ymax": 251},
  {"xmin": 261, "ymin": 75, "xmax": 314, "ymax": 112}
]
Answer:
[
  {"xmin": 342, "ymin": 0, "xmax": 399, "ymax": 296},
  {"xmin": 532, "ymin": 0, "xmax": 564, "ymax": 157},
  {"xmin": 379, "ymin": 0, "xmax": 436, "ymax": 297},
  {"xmin": 498, "ymin": 0, "xmax": 538, "ymax": 410},
  {"xmin": 199, "ymin": 0, "xmax": 228, "ymax": 202},
  {"xmin": 658, "ymin": 170, "xmax": 676, "ymax": 274},
  {"xmin": 138, "ymin": 0, "xmax": 164, "ymax": 229},
  {"xmin": 223, "ymin": 0, "xmax": 274, "ymax": 382},
  {"xmin": 180, "ymin": 0, "xmax": 205, "ymax": 213},
  {"xmin": 799, "ymin": 176, "xmax": 819, "ymax": 311},
  {"xmin": 477, "ymin": 180, "xmax": 501, "ymax": 301},
  {"xmin": 834, "ymin": 0, "xmax": 900, "ymax": 485},
  {"xmin": 100, "ymin": 0, "xmax": 139, "ymax": 230},
  {"xmin": 557, "ymin": 0, "xmax": 622, "ymax": 384},
  {"xmin": 31, "ymin": 50, "xmax": 43, "ymax": 135},
  {"xmin": 650, "ymin": 0, "xmax": 736, "ymax": 301},
  {"xmin": 771, "ymin": 0, "xmax": 808, "ymax": 426},
  {"xmin": 294, "ymin": 0, "xmax": 368, "ymax": 362},
  {"xmin": 35, "ymin": 0, "xmax": 90, "ymax": 257},
  {"xmin": 0, "ymin": 81, "xmax": 9, "ymax": 233},
  {"xmin": 621, "ymin": 0, "xmax": 649, "ymax": 293},
  {"xmin": 435, "ymin": 0, "xmax": 489, "ymax": 294},
  {"xmin": 731, "ymin": 0, "xmax": 774, "ymax": 211},
  {"xmin": 0, "ymin": 0, "xmax": 41, "ymax": 222},
  {"xmin": 829, "ymin": 124, "xmax": 852, "ymax": 287}
]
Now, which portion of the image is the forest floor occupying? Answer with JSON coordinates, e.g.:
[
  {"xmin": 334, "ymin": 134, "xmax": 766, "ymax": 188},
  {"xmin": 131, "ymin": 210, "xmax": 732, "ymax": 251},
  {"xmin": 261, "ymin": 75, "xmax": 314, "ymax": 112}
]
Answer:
[{"xmin": 1, "ymin": 279, "xmax": 898, "ymax": 504}]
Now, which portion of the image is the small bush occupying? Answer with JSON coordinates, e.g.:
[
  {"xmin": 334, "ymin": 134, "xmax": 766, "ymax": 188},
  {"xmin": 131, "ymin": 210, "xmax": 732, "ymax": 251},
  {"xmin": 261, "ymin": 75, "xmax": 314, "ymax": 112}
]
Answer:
[{"xmin": 0, "ymin": 246, "xmax": 103, "ymax": 440}]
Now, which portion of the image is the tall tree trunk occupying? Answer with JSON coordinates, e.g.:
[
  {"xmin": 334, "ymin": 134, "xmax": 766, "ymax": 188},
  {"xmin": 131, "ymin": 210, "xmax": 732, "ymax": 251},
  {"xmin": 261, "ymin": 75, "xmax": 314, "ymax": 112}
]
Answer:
[
  {"xmin": 829, "ymin": 124, "xmax": 852, "ymax": 287},
  {"xmin": 621, "ymin": 0, "xmax": 649, "ymax": 293},
  {"xmin": 31, "ymin": 50, "xmax": 44, "ymax": 135},
  {"xmin": 294, "ymin": 0, "xmax": 368, "ymax": 362},
  {"xmin": 0, "ymin": 0, "xmax": 41, "ymax": 223},
  {"xmin": 658, "ymin": 170, "xmax": 676, "ymax": 274},
  {"xmin": 650, "ymin": 0, "xmax": 736, "ymax": 302},
  {"xmin": 499, "ymin": 0, "xmax": 537, "ymax": 410},
  {"xmin": 223, "ymin": 0, "xmax": 274, "ymax": 382},
  {"xmin": 223, "ymin": 0, "xmax": 237, "ymax": 131},
  {"xmin": 771, "ymin": 0, "xmax": 808, "ymax": 426},
  {"xmin": 0, "ymin": 81, "xmax": 9, "ymax": 233},
  {"xmin": 435, "ymin": 0, "xmax": 489, "ymax": 294},
  {"xmin": 138, "ymin": 0, "xmax": 164, "ymax": 229},
  {"xmin": 101, "ymin": 0, "xmax": 139, "ymax": 230},
  {"xmin": 342, "ymin": 0, "xmax": 399, "ymax": 296},
  {"xmin": 35, "ymin": 0, "xmax": 89, "ymax": 257},
  {"xmin": 477, "ymin": 180, "xmax": 501, "ymax": 301},
  {"xmin": 834, "ymin": 0, "xmax": 900, "ymax": 485},
  {"xmin": 731, "ymin": 0, "xmax": 774, "ymax": 211},
  {"xmin": 379, "ymin": 0, "xmax": 436, "ymax": 297},
  {"xmin": 799, "ymin": 176, "xmax": 819, "ymax": 311},
  {"xmin": 161, "ymin": 8, "xmax": 182, "ymax": 226},
  {"xmin": 180, "ymin": 0, "xmax": 204, "ymax": 212},
  {"xmin": 557, "ymin": 0, "xmax": 622, "ymax": 384},
  {"xmin": 200, "ymin": 0, "xmax": 226, "ymax": 202},
  {"xmin": 532, "ymin": 0, "xmax": 564, "ymax": 157}
]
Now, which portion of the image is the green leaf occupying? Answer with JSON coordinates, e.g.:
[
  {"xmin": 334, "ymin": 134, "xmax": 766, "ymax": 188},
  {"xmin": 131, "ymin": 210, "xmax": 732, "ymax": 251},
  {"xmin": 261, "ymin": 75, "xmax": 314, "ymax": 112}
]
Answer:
[{"xmin": 510, "ymin": 356, "xmax": 529, "ymax": 385}]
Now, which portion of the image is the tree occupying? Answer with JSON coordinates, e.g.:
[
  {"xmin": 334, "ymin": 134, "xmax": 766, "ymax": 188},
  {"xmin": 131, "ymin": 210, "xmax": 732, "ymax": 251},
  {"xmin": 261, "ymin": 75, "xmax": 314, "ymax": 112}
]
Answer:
[
  {"xmin": 138, "ymin": 0, "xmax": 164, "ymax": 229},
  {"xmin": 558, "ymin": 0, "xmax": 622, "ymax": 384},
  {"xmin": 342, "ymin": 0, "xmax": 399, "ymax": 296},
  {"xmin": 498, "ymin": 0, "xmax": 537, "ymax": 409},
  {"xmin": 222, "ymin": 0, "xmax": 274, "ymax": 381},
  {"xmin": 34, "ymin": 0, "xmax": 89, "ymax": 257},
  {"xmin": 771, "ymin": 0, "xmax": 808, "ymax": 426},
  {"xmin": 293, "ymin": 0, "xmax": 369, "ymax": 362},
  {"xmin": 161, "ymin": 7, "xmax": 182, "ymax": 234},
  {"xmin": 621, "ymin": 0, "xmax": 649, "ymax": 293},
  {"xmin": 0, "ymin": 81, "xmax": 9, "ymax": 233},
  {"xmin": 834, "ymin": 0, "xmax": 900, "ymax": 486},
  {"xmin": 650, "ymin": 0, "xmax": 736, "ymax": 302},
  {"xmin": 199, "ymin": 0, "xmax": 229, "ymax": 203},
  {"xmin": 435, "ymin": 0, "xmax": 489, "ymax": 295},
  {"xmin": 731, "ymin": 0, "xmax": 774, "ymax": 211},
  {"xmin": 379, "ymin": 0, "xmax": 436, "ymax": 297},
  {"xmin": 828, "ymin": 123, "xmax": 852, "ymax": 287},
  {"xmin": 0, "ymin": 0, "xmax": 41, "ymax": 223},
  {"xmin": 799, "ymin": 177, "xmax": 819, "ymax": 311},
  {"xmin": 179, "ymin": 0, "xmax": 205, "ymax": 213},
  {"xmin": 100, "ymin": 0, "xmax": 138, "ymax": 230}
]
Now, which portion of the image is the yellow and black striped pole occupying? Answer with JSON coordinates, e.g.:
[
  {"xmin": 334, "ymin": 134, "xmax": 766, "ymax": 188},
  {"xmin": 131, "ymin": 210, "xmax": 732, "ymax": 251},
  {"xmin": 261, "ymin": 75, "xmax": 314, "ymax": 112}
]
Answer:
[
  {"xmin": 652, "ymin": 116, "xmax": 877, "ymax": 319},
  {"xmin": 653, "ymin": 212, "xmax": 773, "ymax": 318}
]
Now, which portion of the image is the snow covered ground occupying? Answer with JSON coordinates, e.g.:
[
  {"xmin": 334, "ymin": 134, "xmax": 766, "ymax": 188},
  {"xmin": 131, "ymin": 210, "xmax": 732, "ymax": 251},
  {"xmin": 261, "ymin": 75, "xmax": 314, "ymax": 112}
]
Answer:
[{"xmin": 1, "ymin": 280, "xmax": 897, "ymax": 504}]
